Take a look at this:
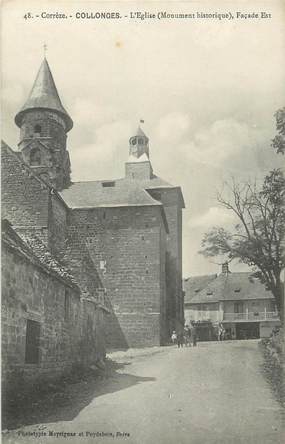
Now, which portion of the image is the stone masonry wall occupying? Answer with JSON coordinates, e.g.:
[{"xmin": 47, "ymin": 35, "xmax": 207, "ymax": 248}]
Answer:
[
  {"xmin": 64, "ymin": 218, "xmax": 104, "ymax": 299},
  {"xmin": 48, "ymin": 194, "xmax": 68, "ymax": 259},
  {"xmin": 125, "ymin": 161, "xmax": 152, "ymax": 180},
  {"xmin": 68, "ymin": 205, "xmax": 167, "ymax": 348},
  {"xmin": 1, "ymin": 243, "xmax": 105, "ymax": 398},
  {"xmin": 148, "ymin": 188, "xmax": 183, "ymax": 334},
  {"xmin": 1, "ymin": 143, "xmax": 49, "ymax": 244}
]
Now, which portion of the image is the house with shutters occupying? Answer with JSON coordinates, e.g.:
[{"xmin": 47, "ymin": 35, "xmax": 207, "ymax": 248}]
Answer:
[{"xmin": 183, "ymin": 263, "xmax": 280, "ymax": 340}]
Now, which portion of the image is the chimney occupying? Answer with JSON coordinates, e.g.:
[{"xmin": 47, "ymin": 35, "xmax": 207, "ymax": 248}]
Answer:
[{"xmin": 221, "ymin": 262, "xmax": 230, "ymax": 274}]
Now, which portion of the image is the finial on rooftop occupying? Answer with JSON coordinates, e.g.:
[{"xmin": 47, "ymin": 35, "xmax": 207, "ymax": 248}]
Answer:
[{"xmin": 43, "ymin": 43, "xmax": 47, "ymax": 57}]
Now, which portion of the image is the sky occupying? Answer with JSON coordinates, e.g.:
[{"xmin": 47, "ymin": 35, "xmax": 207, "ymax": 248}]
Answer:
[{"xmin": 2, "ymin": 0, "xmax": 285, "ymax": 277}]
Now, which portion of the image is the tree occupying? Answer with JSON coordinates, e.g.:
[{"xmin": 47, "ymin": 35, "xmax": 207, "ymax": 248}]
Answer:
[
  {"xmin": 272, "ymin": 107, "xmax": 285, "ymax": 155},
  {"xmin": 200, "ymin": 170, "xmax": 285, "ymax": 317}
]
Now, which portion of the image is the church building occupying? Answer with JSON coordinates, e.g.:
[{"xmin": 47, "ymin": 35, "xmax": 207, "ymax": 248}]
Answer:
[{"xmin": 2, "ymin": 57, "xmax": 185, "ymax": 350}]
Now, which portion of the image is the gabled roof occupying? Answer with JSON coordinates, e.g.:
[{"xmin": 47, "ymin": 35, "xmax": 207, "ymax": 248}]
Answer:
[
  {"xmin": 15, "ymin": 58, "xmax": 73, "ymax": 132},
  {"xmin": 189, "ymin": 272, "xmax": 274, "ymax": 304},
  {"xmin": 183, "ymin": 274, "xmax": 217, "ymax": 304},
  {"xmin": 223, "ymin": 272, "xmax": 274, "ymax": 301},
  {"xmin": 60, "ymin": 174, "xmax": 185, "ymax": 209},
  {"xmin": 190, "ymin": 273, "xmax": 227, "ymax": 304},
  {"xmin": 60, "ymin": 178, "xmax": 162, "ymax": 208}
]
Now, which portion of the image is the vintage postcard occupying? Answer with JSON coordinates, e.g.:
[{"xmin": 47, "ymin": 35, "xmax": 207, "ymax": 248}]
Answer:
[{"xmin": 1, "ymin": 0, "xmax": 285, "ymax": 443}]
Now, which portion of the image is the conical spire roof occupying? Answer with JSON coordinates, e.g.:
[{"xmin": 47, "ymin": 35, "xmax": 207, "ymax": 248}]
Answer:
[
  {"xmin": 15, "ymin": 58, "xmax": 73, "ymax": 131},
  {"xmin": 136, "ymin": 126, "xmax": 148, "ymax": 138}
]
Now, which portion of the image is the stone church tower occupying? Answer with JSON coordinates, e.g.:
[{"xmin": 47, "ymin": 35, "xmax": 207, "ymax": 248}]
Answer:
[
  {"xmin": 15, "ymin": 58, "xmax": 73, "ymax": 190},
  {"xmin": 5, "ymin": 56, "xmax": 185, "ymax": 347}
]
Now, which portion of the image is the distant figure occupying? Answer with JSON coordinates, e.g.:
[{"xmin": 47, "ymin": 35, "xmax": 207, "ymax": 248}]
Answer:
[
  {"xmin": 171, "ymin": 330, "xmax": 177, "ymax": 344},
  {"xmin": 177, "ymin": 331, "xmax": 184, "ymax": 348},
  {"xmin": 190, "ymin": 322, "xmax": 197, "ymax": 347},
  {"xmin": 218, "ymin": 324, "xmax": 225, "ymax": 341},
  {"xmin": 184, "ymin": 325, "xmax": 191, "ymax": 347}
]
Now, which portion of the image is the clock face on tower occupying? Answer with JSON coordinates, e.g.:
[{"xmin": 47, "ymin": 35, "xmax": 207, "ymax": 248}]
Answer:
[{"xmin": 131, "ymin": 138, "xmax": 137, "ymax": 145}]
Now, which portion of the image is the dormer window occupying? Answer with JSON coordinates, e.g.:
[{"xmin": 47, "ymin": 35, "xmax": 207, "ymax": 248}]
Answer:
[
  {"xmin": 102, "ymin": 181, "xmax": 115, "ymax": 187},
  {"xmin": 30, "ymin": 147, "xmax": 41, "ymax": 166}
]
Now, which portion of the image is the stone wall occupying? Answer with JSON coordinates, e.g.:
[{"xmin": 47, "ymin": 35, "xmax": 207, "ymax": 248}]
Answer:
[
  {"xmin": 1, "ymin": 143, "xmax": 49, "ymax": 243},
  {"xmin": 1, "ymin": 239, "xmax": 106, "ymax": 399},
  {"xmin": 68, "ymin": 205, "xmax": 167, "ymax": 348},
  {"xmin": 125, "ymin": 161, "xmax": 152, "ymax": 180},
  {"xmin": 148, "ymin": 188, "xmax": 184, "ymax": 333},
  {"xmin": 48, "ymin": 194, "xmax": 68, "ymax": 258}
]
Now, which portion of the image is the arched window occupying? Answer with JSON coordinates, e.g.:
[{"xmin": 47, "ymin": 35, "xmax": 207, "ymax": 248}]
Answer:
[
  {"xmin": 30, "ymin": 148, "xmax": 41, "ymax": 166},
  {"xmin": 34, "ymin": 124, "xmax": 42, "ymax": 135}
]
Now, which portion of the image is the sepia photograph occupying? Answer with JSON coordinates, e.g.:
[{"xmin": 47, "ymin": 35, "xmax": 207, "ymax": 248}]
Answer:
[{"xmin": 1, "ymin": 1, "xmax": 285, "ymax": 443}]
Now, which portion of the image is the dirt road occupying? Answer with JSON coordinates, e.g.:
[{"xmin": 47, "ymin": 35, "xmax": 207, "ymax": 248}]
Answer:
[{"xmin": 3, "ymin": 340, "xmax": 284, "ymax": 444}]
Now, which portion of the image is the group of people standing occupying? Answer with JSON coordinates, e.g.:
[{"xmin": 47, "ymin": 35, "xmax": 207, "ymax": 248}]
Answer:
[{"xmin": 171, "ymin": 323, "xmax": 197, "ymax": 348}]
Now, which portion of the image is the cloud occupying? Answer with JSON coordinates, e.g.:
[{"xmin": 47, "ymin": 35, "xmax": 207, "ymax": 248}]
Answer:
[
  {"xmin": 156, "ymin": 112, "xmax": 191, "ymax": 143},
  {"xmin": 2, "ymin": 84, "xmax": 25, "ymax": 106},
  {"xmin": 72, "ymin": 98, "xmax": 117, "ymax": 128},
  {"xmin": 70, "ymin": 119, "xmax": 132, "ymax": 181},
  {"xmin": 188, "ymin": 206, "xmax": 236, "ymax": 229},
  {"xmin": 166, "ymin": 117, "xmax": 276, "ymax": 177}
]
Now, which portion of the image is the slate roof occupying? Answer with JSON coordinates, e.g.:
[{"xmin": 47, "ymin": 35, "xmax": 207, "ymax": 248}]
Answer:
[
  {"xmin": 2, "ymin": 219, "xmax": 78, "ymax": 291},
  {"xmin": 15, "ymin": 58, "xmax": 73, "ymax": 132},
  {"xmin": 189, "ymin": 272, "xmax": 274, "ymax": 304},
  {"xmin": 183, "ymin": 275, "xmax": 217, "ymax": 304},
  {"xmin": 60, "ymin": 174, "xmax": 183, "ymax": 209}
]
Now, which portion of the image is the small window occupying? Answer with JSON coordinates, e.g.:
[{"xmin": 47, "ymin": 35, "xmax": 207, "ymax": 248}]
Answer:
[
  {"xmin": 234, "ymin": 302, "xmax": 243, "ymax": 313},
  {"xmin": 25, "ymin": 320, "xmax": 40, "ymax": 364},
  {"xmin": 206, "ymin": 291, "xmax": 213, "ymax": 295},
  {"xmin": 30, "ymin": 148, "xmax": 41, "ymax": 166},
  {"xmin": 64, "ymin": 290, "xmax": 70, "ymax": 321},
  {"xmin": 34, "ymin": 124, "xmax": 42, "ymax": 134},
  {"xmin": 234, "ymin": 288, "xmax": 241, "ymax": 293},
  {"xmin": 270, "ymin": 300, "xmax": 276, "ymax": 312},
  {"xmin": 102, "ymin": 181, "xmax": 115, "ymax": 187},
  {"xmin": 138, "ymin": 138, "xmax": 144, "ymax": 145}
]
